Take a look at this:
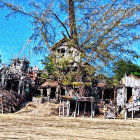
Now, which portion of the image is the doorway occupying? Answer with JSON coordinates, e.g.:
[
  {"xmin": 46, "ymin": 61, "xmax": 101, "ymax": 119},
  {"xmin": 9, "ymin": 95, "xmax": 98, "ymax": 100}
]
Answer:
[
  {"xmin": 127, "ymin": 87, "xmax": 132, "ymax": 103},
  {"xmin": 50, "ymin": 88, "xmax": 56, "ymax": 98}
]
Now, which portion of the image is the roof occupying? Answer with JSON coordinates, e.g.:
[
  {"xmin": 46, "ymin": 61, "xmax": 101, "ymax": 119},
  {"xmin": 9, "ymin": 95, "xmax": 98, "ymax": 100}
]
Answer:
[
  {"xmin": 97, "ymin": 79, "xmax": 107, "ymax": 88},
  {"xmin": 39, "ymin": 80, "xmax": 58, "ymax": 89},
  {"xmin": 51, "ymin": 37, "xmax": 69, "ymax": 50},
  {"xmin": 116, "ymin": 85, "xmax": 124, "ymax": 89},
  {"xmin": 11, "ymin": 58, "xmax": 29, "ymax": 63},
  {"xmin": 51, "ymin": 37, "xmax": 84, "ymax": 53},
  {"xmin": 128, "ymin": 74, "xmax": 140, "ymax": 80}
]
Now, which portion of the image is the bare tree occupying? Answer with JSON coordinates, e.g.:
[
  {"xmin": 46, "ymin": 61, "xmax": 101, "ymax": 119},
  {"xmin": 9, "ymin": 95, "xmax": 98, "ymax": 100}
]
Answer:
[{"xmin": 0, "ymin": 0, "xmax": 139, "ymax": 69}]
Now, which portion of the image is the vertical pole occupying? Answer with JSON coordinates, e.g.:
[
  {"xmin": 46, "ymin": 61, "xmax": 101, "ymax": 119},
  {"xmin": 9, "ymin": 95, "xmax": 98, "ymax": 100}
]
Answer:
[
  {"xmin": 104, "ymin": 105, "xmax": 106, "ymax": 119},
  {"xmin": 62, "ymin": 100, "xmax": 65, "ymax": 116},
  {"xmin": 84, "ymin": 102, "xmax": 86, "ymax": 116},
  {"xmin": 74, "ymin": 100, "xmax": 77, "ymax": 117},
  {"xmin": 22, "ymin": 82, "xmax": 25, "ymax": 97},
  {"xmin": 93, "ymin": 104, "xmax": 95, "ymax": 117},
  {"xmin": 91, "ymin": 100, "xmax": 93, "ymax": 118},
  {"xmin": 77, "ymin": 101, "xmax": 80, "ymax": 116},
  {"xmin": 47, "ymin": 88, "xmax": 51, "ymax": 102},
  {"xmin": 68, "ymin": 100, "xmax": 70, "ymax": 117},
  {"xmin": 102, "ymin": 88, "xmax": 104, "ymax": 99},
  {"xmin": 56, "ymin": 86, "xmax": 59, "ymax": 102},
  {"xmin": 40, "ymin": 89, "xmax": 43, "ymax": 97},
  {"xmin": 67, "ymin": 99, "xmax": 70, "ymax": 117},
  {"xmin": 113, "ymin": 86, "xmax": 116, "ymax": 104},
  {"xmin": 124, "ymin": 108, "xmax": 127, "ymax": 120},
  {"xmin": 10, "ymin": 83, "xmax": 13, "ymax": 93},
  {"xmin": 132, "ymin": 109, "xmax": 133, "ymax": 120},
  {"xmin": 1, "ymin": 97, "xmax": 3, "ymax": 114},
  {"xmin": 66, "ymin": 99, "xmax": 68, "ymax": 117},
  {"xmin": 132, "ymin": 102, "xmax": 134, "ymax": 120},
  {"xmin": 59, "ymin": 99, "xmax": 62, "ymax": 116}
]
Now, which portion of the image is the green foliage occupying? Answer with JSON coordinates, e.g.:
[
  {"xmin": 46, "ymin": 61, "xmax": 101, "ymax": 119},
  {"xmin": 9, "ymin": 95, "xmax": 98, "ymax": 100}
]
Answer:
[
  {"xmin": 113, "ymin": 59, "xmax": 140, "ymax": 81},
  {"xmin": 81, "ymin": 64, "xmax": 95, "ymax": 82},
  {"xmin": 41, "ymin": 54, "xmax": 95, "ymax": 85},
  {"xmin": 0, "ymin": 0, "xmax": 139, "ymax": 69},
  {"xmin": 96, "ymin": 74, "xmax": 108, "ymax": 80},
  {"xmin": 95, "ymin": 74, "xmax": 113, "ymax": 87},
  {"xmin": 41, "ymin": 56, "xmax": 56, "ymax": 76},
  {"xmin": 41, "ymin": 55, "xmax": 74, "ymax": 83}
]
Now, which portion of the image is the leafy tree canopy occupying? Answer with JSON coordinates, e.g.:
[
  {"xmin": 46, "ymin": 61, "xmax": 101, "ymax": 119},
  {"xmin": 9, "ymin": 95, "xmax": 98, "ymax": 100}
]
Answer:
[
  {"xmin": 113, "ymin": 59, "xmax": 140, "ymax": 81},
  {"xmin": 0, "ymin": 0, "xmax": 140, "ymax": 70},
  {"xmin": 41, "ymin": 55, "xmax": 95, "ymax": 85},
  {"xmin": 0, "ymin": 0, "xmax": 140, "ymax": 86}
]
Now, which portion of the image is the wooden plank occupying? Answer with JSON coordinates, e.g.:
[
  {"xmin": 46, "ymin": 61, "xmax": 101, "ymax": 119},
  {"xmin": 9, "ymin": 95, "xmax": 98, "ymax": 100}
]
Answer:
[
  {"xmin": 74, "ymin": 101, "xmax": 78, "ymax": 117},
  {"xmin": 59, "ymin": 99, "xmax": 61, "ymax": 116},
  {"xmin": 84, "ymin": 102, "xmax": 86, "ymax": 116},
  {"xmin": 91, "ymin": 101, "xmax": 93, "ymax": 118},
  {"xmin": 62, "ymin": 100, "xmax": 65, "ymax": 116},
  {"xmin": 66, "ymin": 99, "xmax": 70, "ymax": 117},
  {"xmin": 77, "ymin": 102, "xmax": 80, "ymax": 116}
]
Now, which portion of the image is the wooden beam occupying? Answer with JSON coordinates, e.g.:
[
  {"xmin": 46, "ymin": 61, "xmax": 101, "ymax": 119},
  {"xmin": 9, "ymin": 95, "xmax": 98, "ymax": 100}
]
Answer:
[
  {"xmin": 77, "ymin": 102, "xmax": 80, "ymax": 116},
  {"xmin": 74, "ymin": 100, "xmax": 78, "ymax": 117},
  {"xmin": 59, "ymin": 99, "xmax": 62, "ymax": 116},
  {"xmin": 62, "ymin": 100, "xmax": 65, "ymax": 116}
]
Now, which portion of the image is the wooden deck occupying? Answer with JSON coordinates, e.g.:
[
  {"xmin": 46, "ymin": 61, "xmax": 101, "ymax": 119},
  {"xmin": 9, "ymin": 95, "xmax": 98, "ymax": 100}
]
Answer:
[{"xmin": 59, "ymin": 96, "xmax": 95, "ymax": 118}]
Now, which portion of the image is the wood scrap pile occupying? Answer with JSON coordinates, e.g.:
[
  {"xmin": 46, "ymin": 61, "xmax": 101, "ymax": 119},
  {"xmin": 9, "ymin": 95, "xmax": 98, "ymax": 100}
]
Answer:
[
  {"xmin": 105, "ymin": 105, "xmax": 116, "ymax": 119},
  {"xmin": 16, "ymin": 101, "xmax": 59, "ymax": 117},
  {"xmin": 0, "ymin": 89, "xmax": 23, "ymax": 113}
]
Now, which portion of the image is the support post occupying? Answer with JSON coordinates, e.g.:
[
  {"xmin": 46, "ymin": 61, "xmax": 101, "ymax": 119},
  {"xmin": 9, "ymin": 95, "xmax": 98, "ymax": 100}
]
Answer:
[
  {"xmin": 102, "ymin": 88, "xmax": 105, "ymax": 99},
  {"xmin": 132, "ymin": 102, "xmax": 134, "ymax": 120},
  {"xmin": 40, "ymin": 89, "xmax": 43, "ymax": 97},
  {"xmin": 84, "ymin": 102, "xmax": 86, "ymax": 116},
  {"xmin": 113, "ymin": 86, "xmax": 117, "ymax": 104},
  {"xmin": 1, "ymin": 96, "xmax": 3, "ymax": 114},
  {"xmin": 21, "ymin": 81, "xmax": 25, "ymax": 97},
  {"xmin": 91, "ymin": 100, "xmax": 93, "ymax": 118},
  {"xmin": 132, "ymin": 109, "xmax": 134, "ymax": 120},
  {"xmin": 77, "ymin": 102, "xmax": 80, "ymax": 116},
  {"xmin": 59, "ymin": 99, "xmax": 61, "ymax": 116},
  {"xmin": 103, "ymin": 105, "xmax": 107, "ymax": 119},
  {"xmin": 62, "ymin": 100, "xmax": 65, "ymax": 116},
  {"xmin": 74, "ymin": 100, "xmax": 78, "ymax": 117},
  {"xmin": 124, "ymin": 108, "xmax": 127, "ymax": 120},
  {"xmin": 66, "ymin": 99, "xmax": 70, "ymax": 117},
  {"xmin": 123, "ymin": 106, "xmax": 127, "ymax": 120},
  {"xmin": 56, "ymin": 86, "xmax": 59, "ymax": 102},
  {"xmin": 47, "ymin": 88, "xmax": 51, "ymax": 102}
]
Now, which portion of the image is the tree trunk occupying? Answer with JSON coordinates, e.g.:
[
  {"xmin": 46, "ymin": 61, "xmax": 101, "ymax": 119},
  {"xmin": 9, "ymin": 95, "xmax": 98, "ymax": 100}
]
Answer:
[
  {"xmin": 68, "ymin": 0, "xmax": 78, "ymax": 45},
  {"xmin": 113, "ymin": 86, "xmax": 117, "ymax": 105}
]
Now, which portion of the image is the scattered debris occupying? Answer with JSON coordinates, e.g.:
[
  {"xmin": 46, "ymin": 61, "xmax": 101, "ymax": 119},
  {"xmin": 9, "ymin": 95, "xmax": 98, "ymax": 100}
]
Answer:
[
  {"xmin": 16, "ymin": 101, "xmax": 59, "ymax": 117},
  {"xmin": 0, "ymin": 58, "xmax": 40, "ymax": 113},
  {"xmin": 117, "ymin": 74, "xmax": 140, "ymax": 119},
  {"xmin": 0, "ymin": 89, "xmax": 23, "ymax": 113},
  {"xmin": 0, "ymin": 58, "xmax": 39, "ymax": 98}
]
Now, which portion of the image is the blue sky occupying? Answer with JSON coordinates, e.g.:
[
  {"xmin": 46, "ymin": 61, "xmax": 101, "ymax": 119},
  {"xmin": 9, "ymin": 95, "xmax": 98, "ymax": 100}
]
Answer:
[
  {"xmin": 0, "ymin": 1, "xmax": 45, "ymax": 69},
  {"xmin": 0, "ymin": 0, "xmax": 140, "ymax": 70}
]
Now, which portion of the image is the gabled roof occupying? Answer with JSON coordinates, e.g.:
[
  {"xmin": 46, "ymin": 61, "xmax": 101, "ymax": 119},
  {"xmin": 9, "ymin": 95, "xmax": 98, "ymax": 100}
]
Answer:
[
  {"xmin": 39, "ymin": 79, "xmax": 58, "ymax": 88},
  {"xmin": 51, "ymin": 37, "xmax": 70, "ymax": 50},
  {"xmin": 51, "ymin": 37, "xmax": 84, "ymax": 53},
  {"xmin": 97, "ymin": 79, "xmax": 108, "ymax": 88},
  {"xmin": 128, "ymin": 74, "xmax": 140, "ymax": 80}
]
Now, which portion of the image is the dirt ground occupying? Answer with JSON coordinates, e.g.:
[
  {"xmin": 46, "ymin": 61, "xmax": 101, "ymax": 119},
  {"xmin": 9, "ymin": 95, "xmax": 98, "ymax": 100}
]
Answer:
[{"xmin": 0, "ymin": 114, "xmax": 140, "ymax": 140}]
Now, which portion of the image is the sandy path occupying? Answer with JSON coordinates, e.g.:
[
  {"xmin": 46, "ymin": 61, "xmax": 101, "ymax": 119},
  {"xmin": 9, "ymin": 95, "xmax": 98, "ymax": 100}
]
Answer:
[{"xmin": 0, "ymin": 114, "xmax": 140, "ymax": 140}]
